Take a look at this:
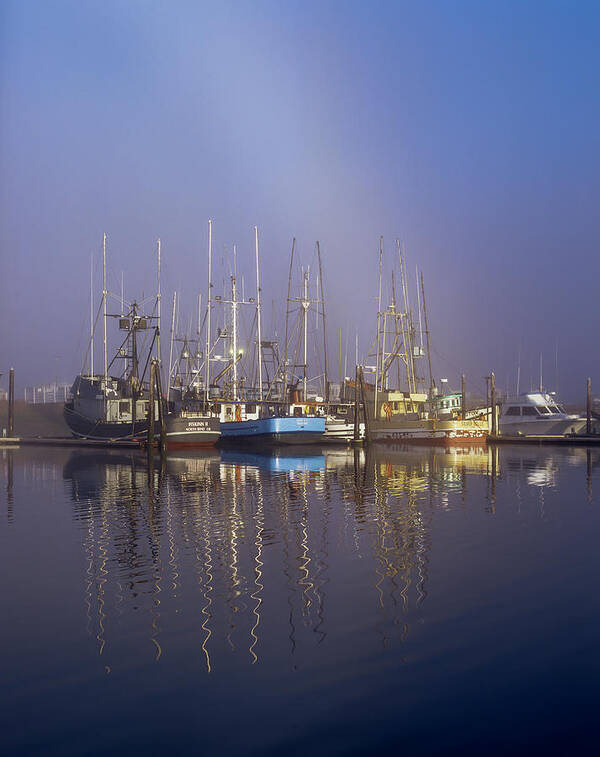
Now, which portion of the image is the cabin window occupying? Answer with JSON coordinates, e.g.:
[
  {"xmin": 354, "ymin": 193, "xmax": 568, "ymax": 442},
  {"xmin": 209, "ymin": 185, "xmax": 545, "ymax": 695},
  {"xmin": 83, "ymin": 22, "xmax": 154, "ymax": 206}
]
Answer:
[
  {"xmin": 246, "ymin": 404, "xmax": 256, "ymax": 414},
  {"xmin": 212, "ymin": 403, "xmax": 221, "ymax": 414},
  {"xmin": 293, "ymin": 406, "xmax": 303, "ymax": 417},
  {"xmin": 505, "ymin": 406, "xmax": 521, "ymax": 416},
  {"xmin": 119, "ymin": 401, "xmax": 129, "ymax": 415},
  {"xmin": 522, "ymin": 406, "xmax": 538, "ymax": 416},
  {"xmin": 537, "ymin": 406, "xmax": 551, "ymax": 414}
]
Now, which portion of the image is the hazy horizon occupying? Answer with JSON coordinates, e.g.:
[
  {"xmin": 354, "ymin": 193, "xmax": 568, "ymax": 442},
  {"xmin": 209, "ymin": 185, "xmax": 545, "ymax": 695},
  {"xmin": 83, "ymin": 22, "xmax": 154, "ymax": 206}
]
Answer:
[{"xmin": 1, "ymin": 1, "xmax": 599, "ymax": 402}]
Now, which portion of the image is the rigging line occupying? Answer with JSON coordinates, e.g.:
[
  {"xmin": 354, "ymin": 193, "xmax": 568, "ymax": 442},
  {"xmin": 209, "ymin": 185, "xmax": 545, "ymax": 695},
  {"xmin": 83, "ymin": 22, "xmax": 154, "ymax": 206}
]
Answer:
[{"xmin": 80, "ymin": 298, "xmax": 105, "ymax": 377}]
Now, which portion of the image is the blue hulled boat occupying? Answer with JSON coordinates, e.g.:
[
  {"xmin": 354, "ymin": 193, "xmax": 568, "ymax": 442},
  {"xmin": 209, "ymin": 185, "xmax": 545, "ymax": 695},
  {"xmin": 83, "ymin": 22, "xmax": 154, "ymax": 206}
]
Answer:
[{"xmin": 219, "ymin": 412, "xmax": 324, "ymax": 445}]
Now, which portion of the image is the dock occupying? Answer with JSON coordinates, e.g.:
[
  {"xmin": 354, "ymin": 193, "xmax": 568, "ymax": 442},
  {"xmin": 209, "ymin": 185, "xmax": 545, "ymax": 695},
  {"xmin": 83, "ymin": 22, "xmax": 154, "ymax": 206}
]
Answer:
[
  {"xmin": 0, "ymin": 436, "xmax": 141, "ymax": 448},
  {"xmin": 489, "ymin": 434, "xmax": 600, "ymax": 446}
]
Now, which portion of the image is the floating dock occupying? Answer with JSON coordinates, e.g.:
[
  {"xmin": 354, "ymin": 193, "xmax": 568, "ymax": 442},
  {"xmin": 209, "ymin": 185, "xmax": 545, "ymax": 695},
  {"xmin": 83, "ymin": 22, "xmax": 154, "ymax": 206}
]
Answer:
[
  {"xmin": 0, "ymin": 436, "xmax": 141, "ymax": 448},
  {"xmin": 489, "ymin": 434, "xmax": 600, "ymax": 446}
]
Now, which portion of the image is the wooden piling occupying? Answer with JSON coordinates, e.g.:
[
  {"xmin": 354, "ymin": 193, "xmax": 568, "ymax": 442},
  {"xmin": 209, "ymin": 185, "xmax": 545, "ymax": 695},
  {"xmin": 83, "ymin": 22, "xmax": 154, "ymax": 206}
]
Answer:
[
  {"xmin": 359, "ymin": 366, "xmax": 371, "ymax": 442},
  {"xmin": 587, "ymin": 377, "xmax": 592, "ymax": 435},
  {"xmin": 353, "ymin": 365, "xmax": 360, "ymax": 442},
  {"xmin": 147, "ymin": 361, "xmax": 155, "ymax": 465},
  {"xmin": 8, "ymin": 368, "xmax": 14, "ymax": 437},
  {"xmin": 155, "ymin": 360, "xmax": 167, "ymax": 456},
  {"xmin": 490, "ymin": 372, "xmax": 497, "ymax": 436}
]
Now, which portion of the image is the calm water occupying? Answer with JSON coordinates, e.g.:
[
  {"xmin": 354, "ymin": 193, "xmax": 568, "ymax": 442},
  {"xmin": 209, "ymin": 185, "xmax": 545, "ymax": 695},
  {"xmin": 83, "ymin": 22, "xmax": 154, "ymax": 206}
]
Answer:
[{"xmin": 1, "ymin": 443, "xmax": 599, "ymax": 755}]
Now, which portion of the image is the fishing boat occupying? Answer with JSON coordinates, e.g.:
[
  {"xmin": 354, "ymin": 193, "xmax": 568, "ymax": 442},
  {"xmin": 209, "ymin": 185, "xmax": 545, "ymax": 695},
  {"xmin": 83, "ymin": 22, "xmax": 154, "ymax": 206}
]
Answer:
[
  {"xmin": 499, "ymin": 392, "xmax": 586, "ymax": 436},
  {"xmin": 204, "ymin": 224, "xmax": 324, "ymax": 445},
  {"xmin": 64, "ymin": 236, "xmax": 163, "ymax": 440},
  {"xmin": 365, "ymin": 238, "xmax": 488, "ymax": 446},
  {"xmin": 165, "ymin": 392, "xmax": 220, "ymax": 448},
  {"xmin": 164, "ymin": 326, "xmax": 220, "ymax": 447},
  {"xmin": 219, "ymin": 403, "xmax": 325, "ymax": 445}
]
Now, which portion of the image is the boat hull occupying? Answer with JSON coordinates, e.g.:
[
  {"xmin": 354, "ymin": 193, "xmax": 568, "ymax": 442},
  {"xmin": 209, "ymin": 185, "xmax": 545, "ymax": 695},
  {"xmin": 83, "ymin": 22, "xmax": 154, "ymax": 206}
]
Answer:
[
  {"xmin": 499, "ymin": 418, "xmax": 586, "ymax": 436},
  {"xmin": 63, "ymin": 404, "xmax": 152, "ymax": 440},
  {"xmin": 165, "ymin": 414, "xmax": 220, "ymax": 448},
  {"xmin": 369, "ymin": 418, "xmax": 488, "ymax": 446},
  {"xmin": 323, "ymin": 418, "xmax": 365, "ymax": 444},
  {"xmin": 220, "ymin": 416, "xmax": 325, "ymax": 445}
]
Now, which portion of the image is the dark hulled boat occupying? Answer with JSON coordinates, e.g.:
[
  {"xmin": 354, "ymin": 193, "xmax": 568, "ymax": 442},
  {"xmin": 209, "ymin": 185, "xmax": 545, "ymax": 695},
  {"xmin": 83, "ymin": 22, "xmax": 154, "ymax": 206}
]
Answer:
[{"xmin": 64, "ymin": 301, "xmax": 160, "ymax": 440}]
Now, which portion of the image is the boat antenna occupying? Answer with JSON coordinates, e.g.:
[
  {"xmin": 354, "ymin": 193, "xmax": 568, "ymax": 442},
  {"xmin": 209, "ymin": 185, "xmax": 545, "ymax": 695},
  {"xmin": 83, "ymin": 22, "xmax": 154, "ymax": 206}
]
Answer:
[
  {"xmin": 121, "ymin": 272, "xmax": 124, "ymax": 316},
  {"xmin": 539, "ymin": 352, "xmax": 543, "ymax": 393},
  {"xmin": 316, "ymin": 241, "xmax": 329, "ymax": 403},
  {"xmin": 420, "ymin": 270, "xmax": 435, "ymax": 395},
  {"xmin": 255, "ymin": 226, "xmax": 263, "ymax": 401},
  {"xmin": 205, "ymin": 219, "xmax": 212, "ymax": 402},
  {"xmin": 516, "ymin": 344, "xmax": 521, "ymax": 395},
  {"xmin": 103, "ymin": 233, "xmax": 108, "ymax": 386}
]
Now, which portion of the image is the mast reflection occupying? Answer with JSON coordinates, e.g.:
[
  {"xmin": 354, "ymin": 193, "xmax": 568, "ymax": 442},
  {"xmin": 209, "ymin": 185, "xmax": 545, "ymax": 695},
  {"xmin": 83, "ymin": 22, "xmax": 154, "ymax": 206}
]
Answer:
[{"xmin": 54, "ymin": 442, "xmax": 598, "ymax": 670}]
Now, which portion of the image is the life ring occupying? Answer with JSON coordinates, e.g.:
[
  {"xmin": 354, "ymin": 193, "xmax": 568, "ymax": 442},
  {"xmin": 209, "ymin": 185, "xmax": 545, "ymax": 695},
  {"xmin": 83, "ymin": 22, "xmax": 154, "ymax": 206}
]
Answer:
[
  {"xmin": 383, "ymin": 402, "xmax": 393, "ymax": 421},
  {"xmin": 235, "ymin": 405, "xmax": 242, "ymax": 422}
]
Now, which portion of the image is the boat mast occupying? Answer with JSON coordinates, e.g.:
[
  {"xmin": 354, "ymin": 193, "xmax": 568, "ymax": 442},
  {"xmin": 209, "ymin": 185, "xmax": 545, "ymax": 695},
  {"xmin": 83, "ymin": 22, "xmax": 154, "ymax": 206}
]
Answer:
[
  {"xmin": 283, "ymin": 238, "xmax": 295, "ymax": 401},
  {"xmin": 416, "ymin": 265, "xmax": 423, "ymax": 351},
  {"xmin": 90, "ymin": 253, "xmax": 94, "ymax": 378},
  {"xmin": 397, "ymin": 239, "xmax": 416, "ymax": 394},
  {"xmin": 391, "ymin": 270, "xmax": 401, "ymax": 389},
  {"xmin": 302, "ymin": 268, "xmax": 309, "ymax": 401},
  {"xmin": 255, "ymin": 226, "xmax": 263, "ymax": 402},
  {"xmin": 420, "ymin": 271, "xmax": 434, "ymax": 396},
  {"xmin": 168, "ymin": 291, "xmax": 176, "ymax": 388},
  {"xmin": 103, "ymin": 233, "xmax": 108, "ymax": 386},
  {"xmin": 157, "ymin": 238, "xmax": 161, "ymax": 370},
  {"xmin": 205, "ymin": 220, "xmax": 212, "ymax": 402},
  {"xmin": 197, "ymin": 293, "xmax": 202, "ymax": 374},
  {"xmin": 232, "ymin": 247, "xmax": 238, "ymax": 402},
  {"xmin": 316, "ymin": 241, "xmax": 329, "ymax": 403},
  {"xmin": 374, "ymin": 237, "xmax": 383, "ymax": 419}
]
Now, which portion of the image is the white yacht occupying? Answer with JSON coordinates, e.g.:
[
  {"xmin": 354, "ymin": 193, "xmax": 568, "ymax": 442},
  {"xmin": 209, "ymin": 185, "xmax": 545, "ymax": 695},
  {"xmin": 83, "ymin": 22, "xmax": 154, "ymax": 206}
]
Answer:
[{"xmin": 499, "ymin": 393, "xmax": 585, "ymax": 436}]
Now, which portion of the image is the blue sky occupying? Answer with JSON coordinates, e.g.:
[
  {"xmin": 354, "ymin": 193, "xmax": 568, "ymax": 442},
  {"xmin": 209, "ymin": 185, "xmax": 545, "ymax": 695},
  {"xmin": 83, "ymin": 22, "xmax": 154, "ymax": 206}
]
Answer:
[{"xmin": 1, "ymin": 0, "xmax": 599, "ymax": 399}]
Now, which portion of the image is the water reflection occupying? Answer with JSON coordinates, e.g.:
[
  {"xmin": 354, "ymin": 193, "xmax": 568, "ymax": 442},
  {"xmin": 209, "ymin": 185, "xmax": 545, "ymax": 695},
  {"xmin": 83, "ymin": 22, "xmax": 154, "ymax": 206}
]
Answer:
[{"xmin": 2, "ymin": 443, "xmax": 598, "ymax": 673}]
